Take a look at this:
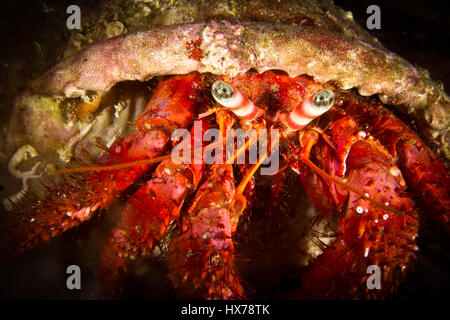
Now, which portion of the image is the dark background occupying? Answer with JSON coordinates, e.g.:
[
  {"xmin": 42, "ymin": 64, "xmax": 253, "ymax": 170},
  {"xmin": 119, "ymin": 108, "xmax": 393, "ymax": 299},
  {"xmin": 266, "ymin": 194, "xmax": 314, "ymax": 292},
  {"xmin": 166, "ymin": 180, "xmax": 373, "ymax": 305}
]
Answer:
[
  {"xmin": 0, "ymin": 0, "xmax": 449, "ymax": 299},
  {"xmin": 336, "ymin": 0, "xmax": 450, "ymax": 90}
]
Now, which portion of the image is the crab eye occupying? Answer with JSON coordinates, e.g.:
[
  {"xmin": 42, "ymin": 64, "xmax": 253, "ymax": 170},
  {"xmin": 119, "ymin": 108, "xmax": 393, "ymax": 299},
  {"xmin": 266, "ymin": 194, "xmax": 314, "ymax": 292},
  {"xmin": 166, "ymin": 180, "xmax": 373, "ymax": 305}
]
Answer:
[
  {"xmin": 211, "ymin": 80, "xmax": 261, "ymax": 121},
  {"xmin": 212, "ymin": 81, "xmax": 235, "ymax": 106},
  {"xmin": 312, "ymin": 89, "xmax": 334, "ymax": 110},
  {"xmin": 282, "ymin": 88, "xmax": 335, "ymax": 130}
]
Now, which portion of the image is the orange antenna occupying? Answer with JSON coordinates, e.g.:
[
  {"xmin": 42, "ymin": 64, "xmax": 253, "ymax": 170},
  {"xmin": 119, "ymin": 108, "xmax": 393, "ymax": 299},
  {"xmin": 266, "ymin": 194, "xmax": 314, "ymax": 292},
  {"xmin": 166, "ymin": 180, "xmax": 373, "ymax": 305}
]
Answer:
[
  {"xmin": 231, "ymin": 131, "xmax": 277, "ymax": 216},
  {"xmin": 198, "ymin": 105, "xmax": 224, "ymax": 119},
  {"xmin": 50, "ymin": 139, "xmax": 224, "ymax": 176},
  {"xmin": 49, "ymin": 155, "xmax": 171, "ymax": 175}
]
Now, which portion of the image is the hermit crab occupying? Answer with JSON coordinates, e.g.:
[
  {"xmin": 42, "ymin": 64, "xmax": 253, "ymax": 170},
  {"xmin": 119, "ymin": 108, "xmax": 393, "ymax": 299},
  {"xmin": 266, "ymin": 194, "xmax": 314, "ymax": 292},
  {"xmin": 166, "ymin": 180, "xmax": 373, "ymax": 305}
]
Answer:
[{"xmin": 0, "ymin": 0, "xmax": 448, "ymax": 299}]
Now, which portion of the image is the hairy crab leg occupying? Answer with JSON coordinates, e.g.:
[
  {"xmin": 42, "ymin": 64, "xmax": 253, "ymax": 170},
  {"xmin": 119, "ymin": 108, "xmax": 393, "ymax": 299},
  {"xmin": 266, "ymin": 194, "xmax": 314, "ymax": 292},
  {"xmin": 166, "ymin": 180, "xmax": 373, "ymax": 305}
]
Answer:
[
  {"xmin": 168, "ymin": 111, "xmax": 246, "ymax": 299},
  {"xmin": 288, "ymin": 118, "xmax": 419, "ymax": 298},
  {"xmin": 340, "ymin": 95, "xmax": 450, "ymax": 231},
  {"xmin": 98, "ymin": 120, "xmax": 209, "ymax": 296},
  {"xmin": 11, "ymin": 74, "xmax": 203, "ymax": 251},
  {"xmin": 168, "ymin": 162, "xmax": 246, "ymax": 299}
]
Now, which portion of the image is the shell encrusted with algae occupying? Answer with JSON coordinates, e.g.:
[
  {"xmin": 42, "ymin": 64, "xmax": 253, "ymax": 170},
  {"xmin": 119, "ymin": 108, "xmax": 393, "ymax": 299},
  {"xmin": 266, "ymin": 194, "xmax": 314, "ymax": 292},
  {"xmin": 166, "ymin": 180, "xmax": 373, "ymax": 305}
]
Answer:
[{"xmin": 3, "ymin": 0, "xmax": 449, "ymax": 169}]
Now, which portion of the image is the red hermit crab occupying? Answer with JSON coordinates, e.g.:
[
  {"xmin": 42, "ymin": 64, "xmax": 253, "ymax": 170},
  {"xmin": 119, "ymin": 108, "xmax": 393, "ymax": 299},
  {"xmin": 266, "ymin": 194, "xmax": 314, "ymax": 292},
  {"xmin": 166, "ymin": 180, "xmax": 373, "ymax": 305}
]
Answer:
[{"xmin": 0, "ymin": 0, "xmax": 448, "ymax": 299}]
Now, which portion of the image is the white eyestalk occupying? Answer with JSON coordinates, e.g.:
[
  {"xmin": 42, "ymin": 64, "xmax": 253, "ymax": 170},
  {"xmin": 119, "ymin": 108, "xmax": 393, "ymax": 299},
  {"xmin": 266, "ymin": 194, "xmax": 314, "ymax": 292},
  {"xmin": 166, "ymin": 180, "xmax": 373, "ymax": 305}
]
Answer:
[
  {"xmin": 283, "ymin": 89, "xmax": 335, "ymax": 130},
  {"xmin": 211, "ymin": 80, "xmax": 261, "ymax": 121}
]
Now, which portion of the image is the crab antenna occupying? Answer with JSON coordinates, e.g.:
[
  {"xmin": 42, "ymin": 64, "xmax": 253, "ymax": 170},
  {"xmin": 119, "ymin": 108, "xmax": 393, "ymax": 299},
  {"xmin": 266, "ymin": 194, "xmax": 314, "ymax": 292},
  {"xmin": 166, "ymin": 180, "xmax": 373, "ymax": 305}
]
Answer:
[
  {"xmin": 50, "ymin": 140, "xmax": 223, "ymax": 176},
  {"xmin": 49, "ymin": 155, "xmax": 172, "ymax": 175},
  {"xmin": 198, "ymin": 105, "xmax": 224, "ymax": 119},
  {"xmin": 299, "ymin": 130, "xmax": 406, "ymax": 216},
  {"xmin": 235, "ymin": 150, "xmax": 269, "ymax": 197},
  {"xmin": 226, "ymin": 131, "xmax": 256, "ymax": 165},
  {"xmin": 231, "ymin": 130, "xmax": 278, "ymax": 216}
]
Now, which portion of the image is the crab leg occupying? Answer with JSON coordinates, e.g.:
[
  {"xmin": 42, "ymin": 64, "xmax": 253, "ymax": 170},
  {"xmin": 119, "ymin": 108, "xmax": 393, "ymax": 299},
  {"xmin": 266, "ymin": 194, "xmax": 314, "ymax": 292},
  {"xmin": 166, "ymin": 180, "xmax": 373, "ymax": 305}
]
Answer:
[
  {"xmin": 168, "ymin": 162, "xmax": 245, "ymax": 299},
  {"xmin": 340, "ymin": 96, "xmax": 450, "ymax": 231},
  {"xmin": 98, "ymin": 160, "xmax": 205, "ymax": 296},
  {"xmin": 169, "ymin": 111, "xmax": 246, "ymax": 299},
  {"xmin": 98, "ymin": 120, "xmax": 209, "ymax": 296},
  {"xmin": 12, "ymin": 74, "xmax": 203, "ymax": 251},
  {"xmin": 288, "ymin": 117, "xmax": 419, "ymax": 298}
]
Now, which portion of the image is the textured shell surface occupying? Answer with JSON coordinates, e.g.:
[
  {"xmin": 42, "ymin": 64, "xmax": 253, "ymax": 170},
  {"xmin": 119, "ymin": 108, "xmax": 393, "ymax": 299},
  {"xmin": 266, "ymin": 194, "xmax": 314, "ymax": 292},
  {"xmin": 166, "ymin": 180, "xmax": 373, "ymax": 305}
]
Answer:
[{"xmin": 1, "ymin": 0, "xmax": 448, "ymax": 170}]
